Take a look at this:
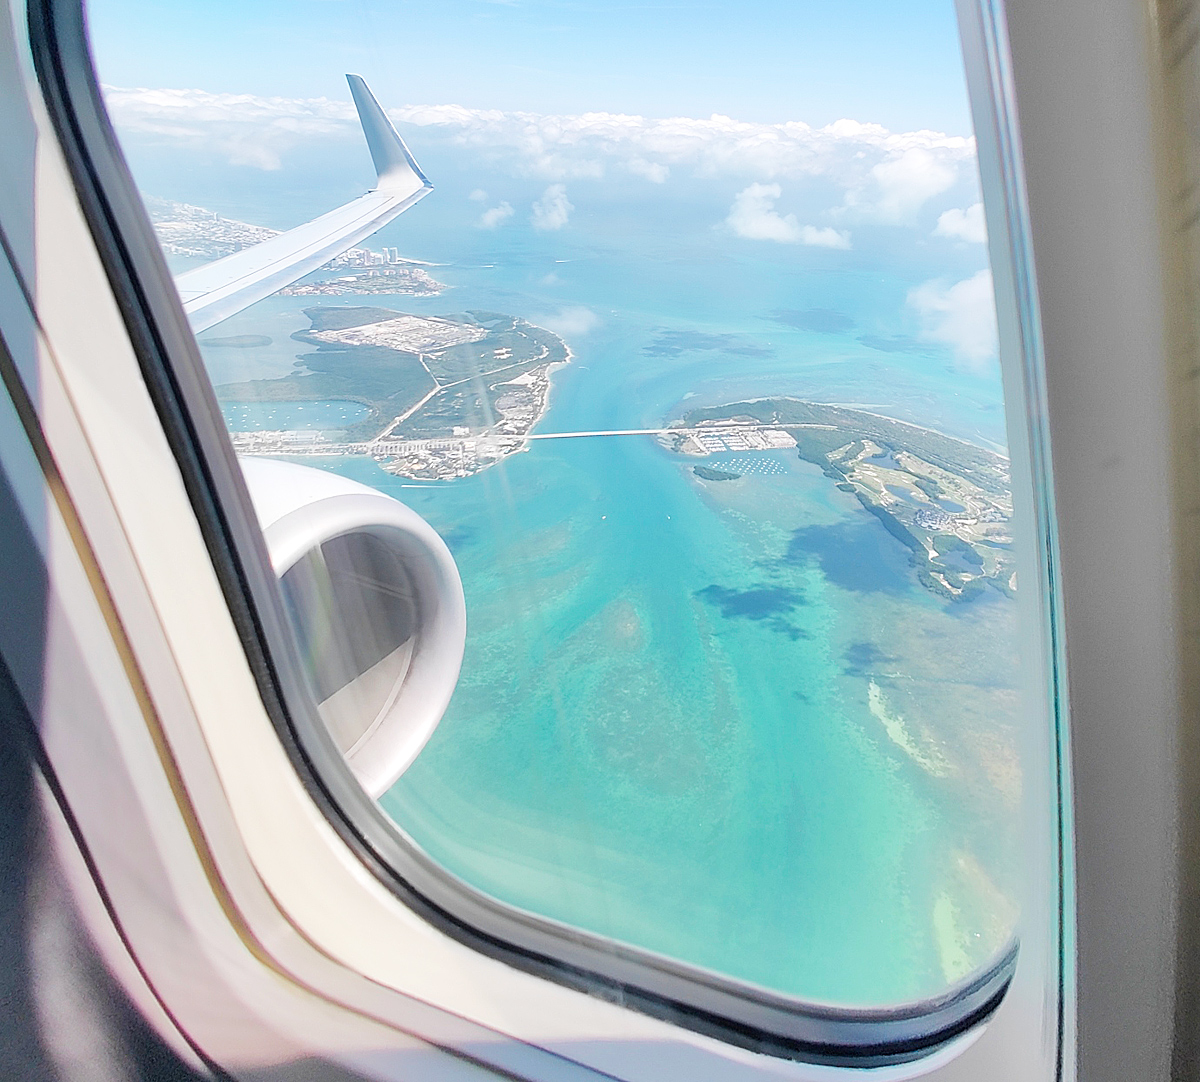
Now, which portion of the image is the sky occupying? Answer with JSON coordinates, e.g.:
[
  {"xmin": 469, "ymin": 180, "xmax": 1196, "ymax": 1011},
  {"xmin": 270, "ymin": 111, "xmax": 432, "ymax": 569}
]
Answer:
[
  {"xmin": 89, "ymin": 0, "xmax": 995, "ymax": 366},
  {"xmin": 86, "ymin": 0, "xmax": 974, "ymax": 135}
]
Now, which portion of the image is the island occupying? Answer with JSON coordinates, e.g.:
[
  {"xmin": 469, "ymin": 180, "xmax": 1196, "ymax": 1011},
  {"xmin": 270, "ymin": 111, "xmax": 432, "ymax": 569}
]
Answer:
[
  {"xmin": 276, "ymin": 267, "xmax": 444, "ymax": 297},
  {"xmin": 147, "ymin": 197, "xmax": 446, "ymax": 296},
  {"xmin": 666, "ymin": 398, "xmax": 1015, "ymax": 603},
  {"xmin": 219, "ymin": 305, "xmax": 571, "ymax": 479},
  {"xmin": 199, "ymin": 334, "xmax": 272, "ymax": 349}
]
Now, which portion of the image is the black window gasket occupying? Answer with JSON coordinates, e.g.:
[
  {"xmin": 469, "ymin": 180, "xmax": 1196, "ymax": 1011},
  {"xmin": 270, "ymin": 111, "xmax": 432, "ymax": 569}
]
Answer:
[{"xmin": 26, "ymin": 0, "xmax": 1022, "ymax": 1066}]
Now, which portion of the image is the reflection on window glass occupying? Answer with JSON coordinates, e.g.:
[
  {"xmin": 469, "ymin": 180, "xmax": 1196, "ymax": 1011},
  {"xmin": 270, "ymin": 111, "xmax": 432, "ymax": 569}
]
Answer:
[{"xmin": 90, "ymin": 0, "xmax": 1022, "ymax": 1005}]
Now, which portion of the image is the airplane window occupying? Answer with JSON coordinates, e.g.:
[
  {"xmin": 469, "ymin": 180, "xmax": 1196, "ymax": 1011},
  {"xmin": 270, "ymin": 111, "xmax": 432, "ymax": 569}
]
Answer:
[{"xmin": 75, "ymin": 0, "xmax": 1045, "ymax": 1056}]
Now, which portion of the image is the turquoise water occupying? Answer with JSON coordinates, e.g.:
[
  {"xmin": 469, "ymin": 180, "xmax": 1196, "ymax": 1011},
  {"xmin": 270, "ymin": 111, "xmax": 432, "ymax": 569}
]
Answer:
[
  {"xmin": 220, "ymin": 217, "xmax": 1021, "ymax": 1008},
  {"xmin": 96, "ymin": 0, "xmax": 1023, "ymax": 1013},
  {"xmin": 220, "ymin": 399, "xmax": 368, "ymax": 433}
]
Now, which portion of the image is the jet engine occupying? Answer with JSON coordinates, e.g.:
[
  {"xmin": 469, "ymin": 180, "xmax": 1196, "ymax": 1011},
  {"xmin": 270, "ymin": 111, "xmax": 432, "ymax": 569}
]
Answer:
[{"xmin": 240, "ymin": 457, "xmax": 466, "ymax": 797}]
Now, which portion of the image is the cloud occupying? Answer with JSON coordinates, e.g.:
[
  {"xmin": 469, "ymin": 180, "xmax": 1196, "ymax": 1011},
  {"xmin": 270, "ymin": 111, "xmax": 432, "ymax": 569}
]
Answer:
[
  {"xmin": 727, "ymin": 183, "xmax": 798, "ymax": 241},
  {"xmin": 536, "ymin": 306, "xmax": 598, "ymax": 338},
  {"xmin": 800, "ymin": 225, "xmax": 852, "ymax": 249},
  {"xmin": 852, "ymin": 147, "xmax": 959, "ymax": 223},
  {"xmin": 102, "ymin": 85, "xmax": 356, "ymax": 171},
  {"xmin": 478, "ymin": 201, "xmax": 514, "ymax": 228},
  {"xmin": 468, "ymin": 188, "xmax": 488, "ymax": 201},
  {"xmin": 908, "ymin": 269, "xmax": 998, "ymax": 369},
  {"xmin": 628, "ymin": 158, "xmax": 670, "ymax": 183},
  {"xmin": 934, "ymin": 202, "xmax": 987, "ymax": 243},
  {"xmin": 102, "ymin": 86, "xmax": 977, "ymax": 215},
  {"xmin": 726, "ymin": 184, "xmax": 850, "ymax": 248},
  {"xmin": 531, "ymin": 184, "xmax": 573, "ymax": 231}
]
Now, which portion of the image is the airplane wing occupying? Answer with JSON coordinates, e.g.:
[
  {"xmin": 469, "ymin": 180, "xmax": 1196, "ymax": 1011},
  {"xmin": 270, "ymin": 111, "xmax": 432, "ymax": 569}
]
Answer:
[{"xmin": 175, "ymin": 75, "xmax": 432, "ymax": 334}]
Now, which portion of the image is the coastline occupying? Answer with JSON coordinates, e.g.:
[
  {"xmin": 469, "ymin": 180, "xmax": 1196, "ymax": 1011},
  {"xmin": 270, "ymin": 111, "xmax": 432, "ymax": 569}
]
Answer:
[
  {"xmin": 673, "ymin": 395, "xmax": 1016, "ymax": 603},
  {"xmin": 224, "ymin": 307, "xmax": 573, "ymax": 479},
  {"xmin": 526, "ymin": 347, "xmax": 574, "ymax": 434},
  {"xmin": 683, "ymin": 394, "xmax": 1010, "ymax": 464},
  {"xmin": 356, "ymin": 315, "xmax": 573, "ymax": 480},
  {"xmin": 376, "ymin": 341, "xmax": 572, "ymax": 480}
]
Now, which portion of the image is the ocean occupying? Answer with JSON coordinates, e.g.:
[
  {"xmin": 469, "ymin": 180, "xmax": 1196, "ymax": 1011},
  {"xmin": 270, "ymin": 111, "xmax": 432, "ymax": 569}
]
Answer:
[{"xmin": 207, "ymin": 201, "xmax": 1021, "ymax": 1009}]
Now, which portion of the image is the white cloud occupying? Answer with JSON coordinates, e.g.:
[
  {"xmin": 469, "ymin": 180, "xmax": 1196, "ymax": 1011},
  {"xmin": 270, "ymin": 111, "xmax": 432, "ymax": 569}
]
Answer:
[
  {"xmin": 536, "ymin": 306, "xmax": 599, "ymax": 338},
  {"xmin": 102, "ymin": 85, "xmax": 355, "ymax": 171},
  {"xmin": 908, "ymin": 269, "xmax": 998, "ymax": 369},
  {"xmin": 102, "ymin": 86, "xmax": 976, "ymax": 215},
  {"xmin": 478, "ymin": 201, "xmax": 514, "ymax": 228},
  {"xmin": 934, "ymin": 202, "xmax": 987, "ymax": 243},
  {"xmin": 628, "ymin": 158, "xmax": 670, "ymax": 183},
  {"xmin": 857, "ymin": 147, "xmax": 959, "ymax": 223},
  {"xmin": 726, "ymin": 184, "xmax": 850, "ymax": 248},
  {"xmin": 468, "ymin": 188, "xmax": 488, "ymax": 201},
  {"xmin": 531, "ymin": 184, "xmax": 573, "ymax": 231},
  {"xmin": 727, "ymin": 183, "xmax": 799, "ymax": 241},
  {"xmin": 799, "ymin": 225, "xmax": 853, "ymax": 249}
]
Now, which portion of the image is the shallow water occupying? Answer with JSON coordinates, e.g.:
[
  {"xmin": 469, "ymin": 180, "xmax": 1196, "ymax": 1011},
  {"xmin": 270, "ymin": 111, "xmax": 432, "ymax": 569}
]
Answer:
[
  {"xmin": 220, "ymin": 399, "xmax": 369, "ymax": 433},
  {"xmin": 210, "ymin": 208, "xmax": 1020, "ymax": 1007}
]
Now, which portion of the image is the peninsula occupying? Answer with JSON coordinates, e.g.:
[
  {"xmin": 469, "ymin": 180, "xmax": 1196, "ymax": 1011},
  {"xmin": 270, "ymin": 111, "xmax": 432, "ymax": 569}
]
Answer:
[
  {"xmin": 670, "ymin": 398, "xmax": 1015, "ymax": 603},
  {"xmin": 148, "ymin": 197, "xmax": 446, "ymax": 296},
  {"xmin": 219, "ymin": 305, "xmax": 571, "ymax": 478}
]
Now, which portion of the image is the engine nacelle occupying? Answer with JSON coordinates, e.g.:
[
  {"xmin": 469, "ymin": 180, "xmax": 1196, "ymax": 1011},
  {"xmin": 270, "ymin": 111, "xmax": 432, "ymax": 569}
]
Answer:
[{"xmin": 240, "ymin": 457, "xmax": 465, "ymax": 798}]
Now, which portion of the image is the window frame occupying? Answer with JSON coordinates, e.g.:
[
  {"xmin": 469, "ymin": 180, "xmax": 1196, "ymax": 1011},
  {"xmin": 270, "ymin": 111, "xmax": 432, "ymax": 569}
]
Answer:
[{"xmin": 23, "ymin": 0, "xmax": 1068, "ymax": 1070}]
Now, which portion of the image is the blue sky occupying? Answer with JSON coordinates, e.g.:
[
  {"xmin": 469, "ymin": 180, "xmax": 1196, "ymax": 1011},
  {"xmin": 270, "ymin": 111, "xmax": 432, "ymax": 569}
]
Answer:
[
  {"xmin": 94, "ymin": 0, "xmax": 995, "ymax": 367},
  {"xmin": 87, "ymin": 0, "xmax": 972, "ymax": 134}
]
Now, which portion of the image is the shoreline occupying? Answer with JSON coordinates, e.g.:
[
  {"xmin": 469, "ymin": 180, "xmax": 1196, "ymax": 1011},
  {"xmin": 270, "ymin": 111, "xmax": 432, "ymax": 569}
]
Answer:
[
  {"xmin": 224, "ymin": 308, "xmax": 573, "ymax": 480},
  {"xmin": 374, "ymin": 322, "xmax": 572, "ymax": 480},
  {"xmin": 685, "ymin": 395, "xmax": 1010, "ymax": 464}
]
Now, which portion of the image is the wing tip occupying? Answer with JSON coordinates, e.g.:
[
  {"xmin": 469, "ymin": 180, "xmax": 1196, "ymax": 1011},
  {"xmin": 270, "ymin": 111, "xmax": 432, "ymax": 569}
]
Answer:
[{"xmin": 345, "ymin": 74, "xmax": 431, "ymax": 192}]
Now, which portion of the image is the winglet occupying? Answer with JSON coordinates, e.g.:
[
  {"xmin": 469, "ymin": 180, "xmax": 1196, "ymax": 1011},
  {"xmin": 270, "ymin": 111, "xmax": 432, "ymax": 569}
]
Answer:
[{"xmin": 346, "ymin": 74, "xmax": 432, "ymax": 193}]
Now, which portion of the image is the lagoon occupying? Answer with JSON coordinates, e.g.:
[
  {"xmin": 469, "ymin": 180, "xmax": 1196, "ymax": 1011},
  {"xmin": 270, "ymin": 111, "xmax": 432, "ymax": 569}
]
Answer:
[{"xmin": 206, "ymin": 198, "xmax": 1020, "ymax": 1008}]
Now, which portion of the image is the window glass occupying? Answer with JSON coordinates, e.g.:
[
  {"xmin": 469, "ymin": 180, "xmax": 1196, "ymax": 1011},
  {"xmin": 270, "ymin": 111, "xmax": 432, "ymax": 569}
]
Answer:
[{"xmin": 88, "ymin": 0, "xmax": 1024, "ymax": 1008}]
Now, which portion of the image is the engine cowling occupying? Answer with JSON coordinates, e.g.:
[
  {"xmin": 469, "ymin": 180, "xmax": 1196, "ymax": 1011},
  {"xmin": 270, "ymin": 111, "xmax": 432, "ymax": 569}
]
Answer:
[{"xmin": 240, "ymin": 457, "xmax": 465, "ymax": 798}]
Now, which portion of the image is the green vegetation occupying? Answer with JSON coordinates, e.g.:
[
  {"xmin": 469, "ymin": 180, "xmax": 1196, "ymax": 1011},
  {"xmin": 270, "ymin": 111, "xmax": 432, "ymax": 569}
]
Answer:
[
  {"xmin": 216, "ymin": 344, "xmax": 434, "ymax": 442},
  {"xmin": 419, "ymin": 311, "xmax": 562, "ymax": 382},
  {"xmin": 932, "ymin": 534, "xmax": 984, "ymax": 567},
  {"xmin": 681, "ymin": 397, "xmax": 1015, "ymax": 604},
  {"xmin": 685, "ymin": 398, "xmax": 1010, "ymax": 498},
  {"xmin": 199, "ymin": 334, "xmax": 272, "ymax": 348},
  {"xmin": 694, "ymin": 465, "xmax": 742, "ymax": 481},
  {"xmin": 215, "ymin": 305, "xmax": 569, "ymax": 443},
  {"xmin": 303, "ymin": 306, "xmax": 400, "ymax": 332}
]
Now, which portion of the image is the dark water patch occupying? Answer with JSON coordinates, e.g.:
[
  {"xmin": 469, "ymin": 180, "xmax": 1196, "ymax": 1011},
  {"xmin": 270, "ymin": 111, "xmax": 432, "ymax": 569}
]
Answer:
[
  {"xmin": 694, "ymin": 465, "xmax": 741, "ymax": 481},
  {"xmin": 439, "ymin": 525, "xmax": 477, "ymax": 551},
  {"xmin": 644, "ymin": 330, "xmax": 772, "ymax": 358},
  {"xmin": 696, "ymin": 584, "xmax": 810, "ymax": 640},
  {"xmin": 931, "ymin": 535, "xmax": 983, "ymax": 567},
  {"xmin": 843, "ymin": 641, "xmax": 895, "ymax": 675},
  {"xmin": 936, "ymin": 550, "xmax": 977, "ymax": 573},
  {"xmin": 769, "ymin": 308, "xmax": 854, "ymax": 333},
  {"xmin": 869, "ymin": 450, "xmax": 903, "ymax": 470},
  {"xmin": 937, "ymin": 499, "xmax": 965, "ymax": 513},
  {"xmin": 785, "ymin": 520, "xmax": 913, "ymax": 595}
]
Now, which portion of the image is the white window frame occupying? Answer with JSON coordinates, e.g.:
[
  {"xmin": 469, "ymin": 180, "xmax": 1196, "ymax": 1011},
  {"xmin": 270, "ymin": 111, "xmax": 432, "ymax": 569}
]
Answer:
[{"xmin": 3, "ymin": 0, "xmax": 1149, "ymax": 1074}]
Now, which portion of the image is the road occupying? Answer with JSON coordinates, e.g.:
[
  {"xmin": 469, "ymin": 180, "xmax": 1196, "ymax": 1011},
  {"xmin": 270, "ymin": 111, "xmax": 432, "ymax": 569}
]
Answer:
[{"xmin": 231, "ymin": 422, "xmax": 837, "ymax": 458}]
